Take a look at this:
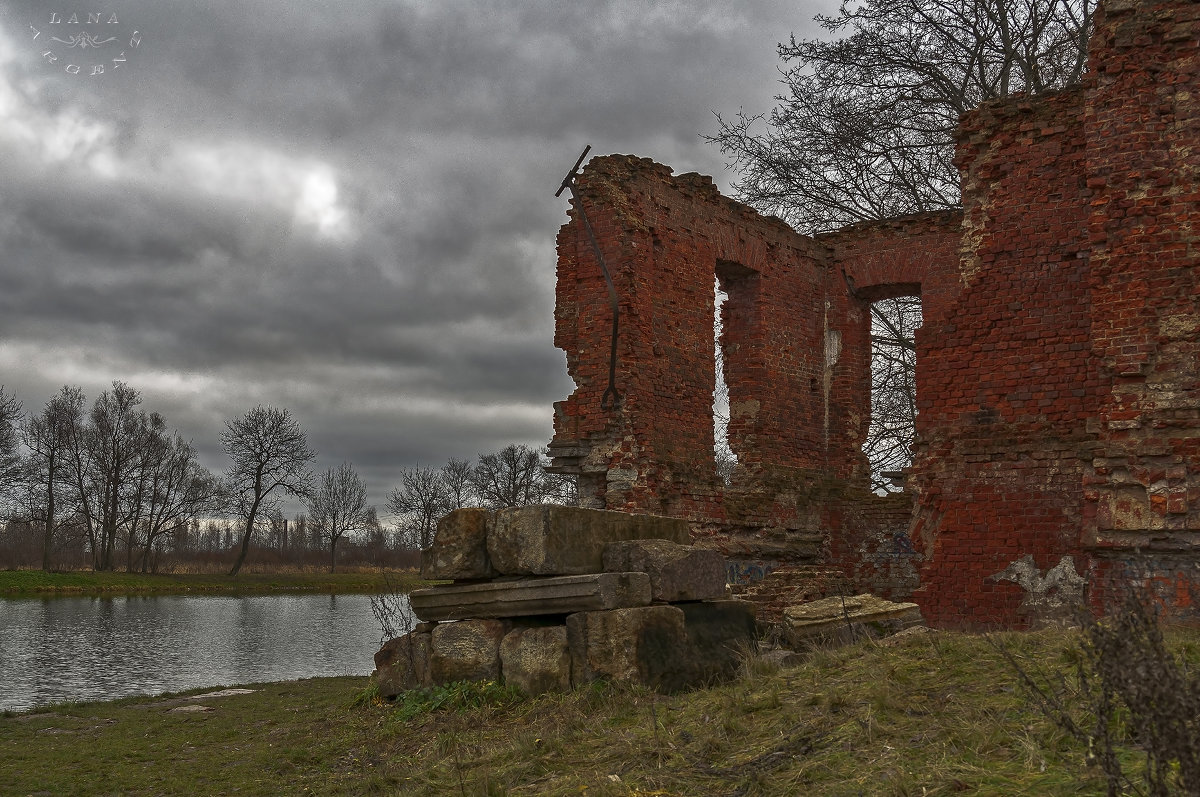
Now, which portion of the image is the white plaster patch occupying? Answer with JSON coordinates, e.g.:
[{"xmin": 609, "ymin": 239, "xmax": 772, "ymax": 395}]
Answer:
[{"xmin": 992, "ymin": 554, "xmax": 1085, "ymax": 624}]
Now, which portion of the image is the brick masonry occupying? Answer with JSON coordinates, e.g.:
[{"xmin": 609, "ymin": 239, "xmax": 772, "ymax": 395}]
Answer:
[{"xmin": 548, "ymin": 0, "xmax": 1200, "ymax": 629}]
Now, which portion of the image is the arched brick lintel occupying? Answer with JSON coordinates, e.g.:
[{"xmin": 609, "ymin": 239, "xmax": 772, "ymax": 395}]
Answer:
[{"xmin": 711, "ymin": 225, "xmax": 772, "ymax": 275}]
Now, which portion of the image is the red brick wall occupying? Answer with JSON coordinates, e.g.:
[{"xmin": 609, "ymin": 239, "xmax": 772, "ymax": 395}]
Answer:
[
  {"xmin": 548, "ymin": 157, "xmax": 959, "ymax": 594},
  {"xmin": 912, "ymin": 0, "xmax": 1200, "ymax": 627},
  {"xmin": 908, "ymin": 86, "xmax": 1097, "ymax": 628},
  {"xmin": 823, "ymin": 493, "xmax": 924, "ymax": 601},
  {"xmin": 550, "ymin": 156, "xmax": 836, "ymax": 526},
  {"xmin": 1082, "ymin": 0, "xmax": 1200, "ymax": 577}
]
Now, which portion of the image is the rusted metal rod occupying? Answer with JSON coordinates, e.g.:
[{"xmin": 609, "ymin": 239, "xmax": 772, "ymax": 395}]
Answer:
[{"xmin": 557, "ymin": 145, "xmax": 621, "ymax": 410}]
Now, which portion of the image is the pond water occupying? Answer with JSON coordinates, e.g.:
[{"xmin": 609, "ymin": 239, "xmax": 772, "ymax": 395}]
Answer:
[{"xmin": 0, "ymin": 592, "xmax": 402, "ymax": 713}]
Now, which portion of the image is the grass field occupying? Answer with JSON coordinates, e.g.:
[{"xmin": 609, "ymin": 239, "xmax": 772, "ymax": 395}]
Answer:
[
  {"xmin": 6, "ymin": 626, "xmax": 1190, "ymax": 796},
  {"xmin": 0, "ymin": 568, "xmax": 428, "ymax": 598}
]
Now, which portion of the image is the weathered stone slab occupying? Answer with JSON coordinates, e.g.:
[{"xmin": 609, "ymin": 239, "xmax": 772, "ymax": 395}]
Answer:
[
  {"xmin": 411, "ymin": 572, "xmax": 651, "ymax": 621},
  {"xmin": 499, "ymin": 625, "xmax": 572, "ymax": 696},
  {"xmin": 782, "ymin": 594, "xmax": 923, "ymax": 646},
  {"xmin": 488, "ymin": 506, "xmax": 690, "ymax": 576},
  {"xmin": 421, "ymin": 508, "xmax": 497, "ymax": 580},
  {"xmin": 603, "ymin": 539, "xmax": 727, "ymax": 602},
  {"xmin": 373, "ymin": 630, "xmax": 433, "ymax": 697},
  {"xmin": 430, "ymin": 619, "xmax": 510, "ymax": 684},
  {"xmin": 679, "ymin": 599, "xmax": 757, "ymax": 683},
  {"xmin": 567, "ymin": 606, "xmax": 691, "ymax": 692}
]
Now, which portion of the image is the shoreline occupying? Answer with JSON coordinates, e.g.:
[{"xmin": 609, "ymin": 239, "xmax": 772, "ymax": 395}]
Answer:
[{"xmin": 0, "ymin": 568, "xmax": 428, "ymax": 599}]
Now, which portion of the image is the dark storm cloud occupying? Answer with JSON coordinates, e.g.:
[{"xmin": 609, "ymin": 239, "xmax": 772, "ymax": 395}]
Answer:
[{"xmin": 0, "ymin": 0, "xmax": 826, "ymax": 511}]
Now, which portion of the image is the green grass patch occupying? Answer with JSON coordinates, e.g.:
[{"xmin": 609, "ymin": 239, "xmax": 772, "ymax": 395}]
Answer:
[
  {"xmin": 0, "ymin": 568, "xmax": 429, "ymax": 598},
  {"xmin": 388, "ymin": 680, "xmax": 523, "ymax": 722},
  {"xmin": 9, "ymin": 627, "xmax": 1195, "ymax": 795}
]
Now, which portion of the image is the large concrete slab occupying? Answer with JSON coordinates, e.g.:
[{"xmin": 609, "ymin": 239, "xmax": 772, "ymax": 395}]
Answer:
[
  {"xmin": 566, "ymin": 606, "xmax": 691, "ymax": 692},
  {"xmin": 410, "ymin": 572, "xmax": 652, "ymax": 622},
  {"xmin": 429, "ymin": 619, "xmax": 509, "ymax": 684},
  {"xmin": 487, "ymin": 505, "xmax": 691, "ymax": 575},
  {"xmin": 499, "ymin": 625, "xmax": 572, "ymax": 696},
  {"xmin": 422, "ymin": 507, "xmax": 497, "ymax": 580},
  {"xmin": 603, "ymin": 539, "xmax": 728, "ymax": 602},
  {"xmin": 679, "ymin": 599, "xmax": 757, "ymax": 682},
  {"xmin": 373, "ymin": 630, "xmax": 433, "ymax": 697}
]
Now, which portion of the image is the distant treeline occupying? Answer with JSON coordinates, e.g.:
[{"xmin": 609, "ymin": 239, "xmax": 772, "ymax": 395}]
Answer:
[{"xmin": 0, "ymin": 381, "xmax": 574, "ymax": 574}]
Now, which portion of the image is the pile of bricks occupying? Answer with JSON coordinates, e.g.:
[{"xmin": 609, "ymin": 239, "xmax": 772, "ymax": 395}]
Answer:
[{"xmin": 373, "ymin": 505, "xmax": 757, "ymax": 696}]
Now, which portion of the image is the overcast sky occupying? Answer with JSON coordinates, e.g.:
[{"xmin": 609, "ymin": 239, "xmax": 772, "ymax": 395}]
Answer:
[{"xmin": 0, "ymin": 1, "xmax": 828, "ymax": 519}]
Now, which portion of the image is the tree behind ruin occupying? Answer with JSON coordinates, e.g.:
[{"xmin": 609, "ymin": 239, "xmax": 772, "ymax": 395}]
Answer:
[
  {"xmin": 711, "ymin": 0, "xmax": 1094, "ymax": 232},
  {"xmin": 710, "ymin": 0, "xmax": 1094, "ymax": 487}
]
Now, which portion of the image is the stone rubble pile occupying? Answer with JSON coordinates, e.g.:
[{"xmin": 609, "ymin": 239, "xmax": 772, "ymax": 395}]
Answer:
[
  {"xmin": 780, "ymin": 593, "xmax": 923, "ymax": 647},
  {"xmin": 373, "ymin": 505, "xmax": 757, "ymax": 696}
]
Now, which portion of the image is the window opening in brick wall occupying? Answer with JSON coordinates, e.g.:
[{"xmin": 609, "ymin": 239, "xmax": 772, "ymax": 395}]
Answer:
[
  {"xmin": 864, "ymin": 295, "xmax": 923, "ymax": 493},
  {"xmin": 714, "ymin": 277, "xmax": 736, "ymax": 485}
]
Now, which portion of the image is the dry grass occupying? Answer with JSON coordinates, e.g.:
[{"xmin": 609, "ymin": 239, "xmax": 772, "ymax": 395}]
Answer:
[{"xmin": 7, "ymin": 627, "xmax": 1173, "ymax": 795}]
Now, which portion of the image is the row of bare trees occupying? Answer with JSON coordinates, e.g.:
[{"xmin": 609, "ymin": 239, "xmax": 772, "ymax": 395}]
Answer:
[
  {"xmin": 0, "ymin": 382, "xmax": 572, "ymax": 573},
  {"xmin": 0, "ymin": 383, "xmax": 312, "ymax": 575},
  {"xmin": 386, "ymin": 444, "xmax": 575, "ymax": 550},
  {"xmin": 2, "ymin": 384, "xmax": 223, "ymax": 573}
]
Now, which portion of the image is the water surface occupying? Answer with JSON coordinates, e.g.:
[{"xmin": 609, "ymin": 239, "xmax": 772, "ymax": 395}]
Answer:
[{"xmin": 0, "ymin": 592, "xmax": 400, "ymax": 713}]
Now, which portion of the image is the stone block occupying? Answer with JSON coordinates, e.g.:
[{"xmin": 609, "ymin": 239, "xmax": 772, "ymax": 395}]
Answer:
[
  {"xmin": 602, "ymin": 539, "xmax": 727, "ymax": 602},
  {"xmin": 499, "ymin": 625, "xmax": 572, "ymax": 695},
  {"xmin": 410, "ymin": 572, "xmax": 651, "ymax": 621},
  {"xmin": 567, "ymin": 606, "xmax": 691, "ymax": 692},
  {"xmin": 422, "ymin": 508, "xmax": 496, "ymax": 580},
  {"xmin": 429, "ymin": 619, "xmax": 510, "ymax": 684},
  {"xmin": 373, "ymin": 630, "xmax": 432, "ymax": 697},
  {"xmin": 679, "ymin": 599, "xmax": 757, "ymax": 683},
  {"xmin": 488, "ymin": 505, "xmax": 690, "ymax": 576},
  {"xmin": 782, "ymin": 594, "xmax": 923, "ymax": 646}
]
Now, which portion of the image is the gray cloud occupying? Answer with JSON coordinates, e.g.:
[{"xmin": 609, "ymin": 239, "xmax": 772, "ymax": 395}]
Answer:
[{"xmin": 0, "ymin": 0, "xmax": 826, "ymax": 513}]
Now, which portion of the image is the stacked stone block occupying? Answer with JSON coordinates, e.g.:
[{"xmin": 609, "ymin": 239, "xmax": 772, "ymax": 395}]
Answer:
[{"xmin": 373, "ymin": 506, "xmax": 756, "ymax": 697}]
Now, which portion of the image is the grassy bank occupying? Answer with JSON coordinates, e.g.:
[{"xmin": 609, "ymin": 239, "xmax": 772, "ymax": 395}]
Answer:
[
  {"xmin": 7, "ymin": 627, "xmax": 1192, "ymax": 796},
  {"xmin": 0, "ymin": 568, "xmax": 428, "ymax": 598}
]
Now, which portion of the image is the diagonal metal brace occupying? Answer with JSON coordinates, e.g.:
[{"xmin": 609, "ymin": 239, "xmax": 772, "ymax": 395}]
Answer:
[{"xmin": 557, "ymin": 145, "xmax": 621, "ymax": 411}]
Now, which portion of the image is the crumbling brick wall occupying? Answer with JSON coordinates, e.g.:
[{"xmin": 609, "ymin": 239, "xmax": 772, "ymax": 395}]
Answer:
[
  {"xmin": 910, "ymin": 0, "xmax": 1200, "ymax": 627},
  {"xmin": 549, "ymin": 0, "xmax": 1200, "ymax": 628},
  {"xmin": 548, "ymin": 157, "xmax": 960, "ymax": 593},
  {"xmin": 1082, "ymin": 0, "xmax": 1200, "ymax": 614},
  {"xmin": 908, "ymin": 85, "xmax": 1097, "ymax": 627},
  {"xmin": 550, "ymin": 158, "xmax": 849, "ymax": 529}
]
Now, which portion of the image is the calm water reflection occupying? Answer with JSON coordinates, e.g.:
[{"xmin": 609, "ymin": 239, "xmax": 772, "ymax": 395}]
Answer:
[{"xmin": 0, "ymin": 593, "xmax": 402, "ymax": 713}]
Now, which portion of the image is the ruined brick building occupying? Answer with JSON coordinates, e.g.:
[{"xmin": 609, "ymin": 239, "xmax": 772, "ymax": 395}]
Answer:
[{"xmin": 547, "ymin": 0, "xmax": 1200, "ymax": 628}]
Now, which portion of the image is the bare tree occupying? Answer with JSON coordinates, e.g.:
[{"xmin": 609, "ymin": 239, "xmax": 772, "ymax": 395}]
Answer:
[
  {"xmin": 441, "ymin": 457, "xmax": 476, "ymax": 510},
  {"xmin": 471, "ymin": 444, "xmax": 558, "ymax": 509},
  {"xmin": 308, "ymin": 461, "xmax": 373, "ymax": 573},
  {"xmin": 387, "ymin": 465, "xmax": 452, "ymax": 550},
  {"xmin": 864, "ymin": 296, "xmax": 922, "ymax": 492},
  {"xmin": 65, "ymin": 382, "xmax": 161, "ymax": 571},
  {"xmin": 0, "ymin": 387, "xmax": 22, "ymax": 511},
  {"xmin": 21, "ymin": 387, "xmax": 83, "ymax": 570},
  {"xmin": 221, "ymin": 405, "xmax": 315, "ymax": 576},
  {"xmin": 711, "ymin": 0, "xmax": 1094, "ymax": 232},
  {"xmin": 137, "ymin": 432, "xmax": 222, "ymax": 571}
]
